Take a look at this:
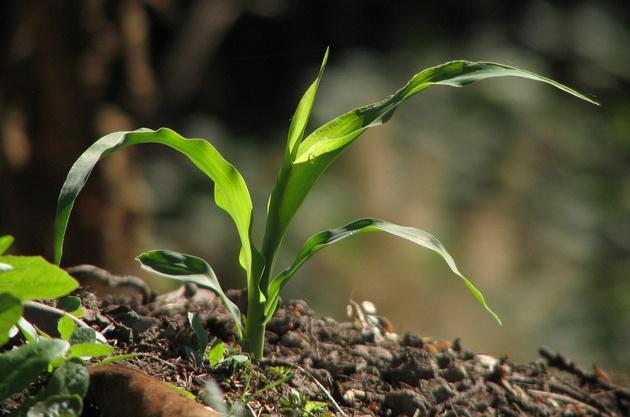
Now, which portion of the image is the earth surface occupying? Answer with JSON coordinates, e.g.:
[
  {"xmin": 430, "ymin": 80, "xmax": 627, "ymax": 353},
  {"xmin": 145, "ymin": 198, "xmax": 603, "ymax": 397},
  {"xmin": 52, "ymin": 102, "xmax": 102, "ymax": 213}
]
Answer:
[{"xmin": 3, "ymin": 265, "xmax": 629, "ymax": 417}]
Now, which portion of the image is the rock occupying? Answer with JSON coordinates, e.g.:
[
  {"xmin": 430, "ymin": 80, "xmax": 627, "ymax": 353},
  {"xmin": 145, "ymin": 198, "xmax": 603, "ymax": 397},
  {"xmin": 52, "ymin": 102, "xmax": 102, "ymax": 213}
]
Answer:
[
  {"xmin": 433, "ymin": 383, "xmax": 456, "ymax": 403},
  {"xmin": 440, "ymin": 364, "xmax": 467, "ymax": 383},
  {"xmin": 383, "ymin": 389, "xmax": 429, "ymax": 416}
]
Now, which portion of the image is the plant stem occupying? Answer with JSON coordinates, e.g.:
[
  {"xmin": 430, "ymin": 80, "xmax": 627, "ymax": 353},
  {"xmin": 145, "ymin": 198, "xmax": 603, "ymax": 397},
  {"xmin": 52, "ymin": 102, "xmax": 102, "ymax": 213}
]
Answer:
[{"xmin": 243, "ymin": 287, "xmax": 266, "ymax": 359}]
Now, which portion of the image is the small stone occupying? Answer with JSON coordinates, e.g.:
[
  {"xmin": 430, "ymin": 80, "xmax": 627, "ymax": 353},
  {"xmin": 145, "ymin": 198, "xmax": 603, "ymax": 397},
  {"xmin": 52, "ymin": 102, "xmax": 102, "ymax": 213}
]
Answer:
[
  {"xmin": 441, "ymin": 365, "xmax": 467, "ymax": 383},
  {"xmin": 402, "ymin": 332, "xmax": 424, "ymax": 348},
  {"xmin": 432, "ymin": 384, "xmax": 456, "ymax": 403},
  {"xmin": 436, "ymin": 352, "xmax": 454, "ymax": 369},
  {"xmin": 383, "ymin": 389, "xmax": 428, "ymax": 417},
  {"xmin": 279, "ymin": 331, "xmax": 309, "ymax": 349}
]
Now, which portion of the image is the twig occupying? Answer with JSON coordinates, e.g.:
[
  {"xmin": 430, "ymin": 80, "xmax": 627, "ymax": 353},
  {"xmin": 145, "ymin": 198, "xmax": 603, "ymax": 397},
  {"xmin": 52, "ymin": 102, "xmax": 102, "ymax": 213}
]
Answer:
[
  {"xmin": 294, "ymin": 365, "xmax": 348, "ymax": 417},
  {"xmin": 527, "ymin": 389, "xmax": 606, "ymax": 416}
]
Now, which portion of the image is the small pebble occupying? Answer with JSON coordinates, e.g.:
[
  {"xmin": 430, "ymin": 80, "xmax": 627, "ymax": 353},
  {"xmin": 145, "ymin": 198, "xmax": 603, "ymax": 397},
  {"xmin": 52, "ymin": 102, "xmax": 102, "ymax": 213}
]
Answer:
[{"xmin": 433, "ymin": 384, "xmax": 456, "ymax": 403}]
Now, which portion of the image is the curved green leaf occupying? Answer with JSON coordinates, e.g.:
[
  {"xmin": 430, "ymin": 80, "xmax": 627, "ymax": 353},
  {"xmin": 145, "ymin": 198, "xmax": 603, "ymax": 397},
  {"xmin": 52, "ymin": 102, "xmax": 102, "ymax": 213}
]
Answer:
[
  {"xmin": 0, "ymin": 256, "xmax": 78, "ymax": 301},
  {"xmin": 53, "ymin": 128, "xmax": 261, "ymax": 288},
  {"xmin": 0, "ymin": 292, "xmax": 22, "ymax": 347},
  {"xmin": 137, "ymin": 250, "xmax": 243, "ymax": 338},
  {"xmin": 0, "ymin": 339, "xmax": 70, "ymax": 402},
  {"xmin": 265, "ymin": 218, "xmax": 500, "ymax": 325},
  {"xmin": 264, "ymin": 61, "xmax": 599, "ymax": 290}
]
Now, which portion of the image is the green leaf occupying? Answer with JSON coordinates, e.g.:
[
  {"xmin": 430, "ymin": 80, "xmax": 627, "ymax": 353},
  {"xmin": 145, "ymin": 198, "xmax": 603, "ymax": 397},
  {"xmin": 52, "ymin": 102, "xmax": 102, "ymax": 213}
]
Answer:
[
  {"xmin": 69, "ymin": 342, "xmax": 113, "ymax": 358},
  {"xmin": 53, "ymin": 128, "xmax": 262, "ymax": 290},
  {"xmin": 57, "ymin": 315, "xmax": 77, "ymax": 341},
  {"xmin": 0, "ymin": 339, "xmax": 70, "ymax": 402},
  {"xmin": 0, "ymin": 236, "xmax": 14, "ymax": 255},
  {"xmin": 44, "ymin": 359, "xmax": 89, "ymax": 398},
  {"xmin": 261, "ymin": 50, "xmax": 328, "ymax": 290},
  {"xmin": 0, "ymin": 256, "xmax": 78, "ymax": 301},
  {"xmin": 26, "ymin": 394, "xmax": 83, "ymax": 417},
  {"xmin": 207, "ymin": 339, "xmax": 225, "ymax": 367},
  {"xmin": 137, "ymin": 250, "xmax": 243, "ymax": 338},
  {"xmin": 93, "ymin": 352, "xmax": 145, "ymax": 367},
  {"xmin": 264, "ymin": 60, "xmax": 598, "ymax": 293},
  {"xmin": 187, "ymin": 312, "xmax": 208, "ymax": 353},
  {"xmin": 17, "ymin": 318, "xmax": 40, "ymax": 344},
  {"xmin": 69, "ymin": 327, "xmax": 95, "ymax": 345},
  {"xmin": 265, "ymin": 218, "xmax": 501, "ymax": 325},
  {"xmin": 57, "ymin": 296, "xmax": 81, "ymax": 313},
  {"xmin": 163, "ymin": 382, "xmax": 196, "ymax": 400},
  {"xmin": 0, "ymin": 292, "xmax": 22, "ymax": 347}
]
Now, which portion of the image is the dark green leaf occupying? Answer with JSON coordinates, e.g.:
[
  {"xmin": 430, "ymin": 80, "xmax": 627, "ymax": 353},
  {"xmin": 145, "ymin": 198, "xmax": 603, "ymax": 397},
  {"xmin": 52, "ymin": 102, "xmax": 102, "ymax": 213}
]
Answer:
[
  {"xmin": 43, "ymin": 359, "xmax": 89, "ymax": 399},
  {"xmin": 265, "ymin": 218, "xmax": 501, "ymax": 324},
  {"xmin": 0, "ymin": 292, "xmax": 22, "ymax": 347},
  {"xmin": 26, "ymin": 394, "xmax": 82, "ymax": 417},
  {"xmin": 138, "ymin": 250, "xmax": 243, "ymax": 338},
  {"xmin": 57, "ymin": 297, "xmax": 81, "ymax": 313},
  {"xmin": 0, "ymin": 339, "xmax": 70, "ymax": 402},
  {"xmin": 0, "ymin": 236, "xmax": 14, "ymax": 255},
  {"xmin": 0, "ymin": 256, "xmax": 78, "ymax": 302},
  {"xmin": 187, "ymin": 312, "xmax": 208, "ymax": 353},
  {"xmin": 69, "ymin": 327, "xmax": 95, "ymax": 345}
]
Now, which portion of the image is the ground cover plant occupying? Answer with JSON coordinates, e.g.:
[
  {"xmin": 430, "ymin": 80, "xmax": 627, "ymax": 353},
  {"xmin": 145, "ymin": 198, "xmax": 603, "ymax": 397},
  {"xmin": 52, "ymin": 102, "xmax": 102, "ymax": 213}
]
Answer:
[
  {"xmin": 53, "ymin": 49, "xmax": 597, "ymax": 360},
  {"xmin": 0, "ymin": 236, "xmax": 114, "ymax": 416}
]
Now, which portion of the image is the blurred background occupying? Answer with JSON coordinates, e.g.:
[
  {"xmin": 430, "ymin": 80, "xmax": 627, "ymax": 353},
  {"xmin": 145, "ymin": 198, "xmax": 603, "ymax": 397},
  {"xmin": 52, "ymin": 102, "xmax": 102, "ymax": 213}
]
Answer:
[{"xmin": 1, "ymin": 0, "xmax": 629, "ymax": 381}]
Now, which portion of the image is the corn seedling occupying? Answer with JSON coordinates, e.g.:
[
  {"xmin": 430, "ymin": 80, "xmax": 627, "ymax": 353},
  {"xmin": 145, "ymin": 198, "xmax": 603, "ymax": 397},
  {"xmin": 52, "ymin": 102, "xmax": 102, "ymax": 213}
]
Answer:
[{"xmin": 53, "ymin": 50, "xmax": 598, "ymax": 358}]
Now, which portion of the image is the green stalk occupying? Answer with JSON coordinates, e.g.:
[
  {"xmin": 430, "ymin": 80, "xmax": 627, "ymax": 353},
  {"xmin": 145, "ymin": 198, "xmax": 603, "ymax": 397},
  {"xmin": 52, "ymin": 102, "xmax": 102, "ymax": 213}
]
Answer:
[{"xmin": 243, "ymin": 288, "xmax": 265, "ymax": 358}]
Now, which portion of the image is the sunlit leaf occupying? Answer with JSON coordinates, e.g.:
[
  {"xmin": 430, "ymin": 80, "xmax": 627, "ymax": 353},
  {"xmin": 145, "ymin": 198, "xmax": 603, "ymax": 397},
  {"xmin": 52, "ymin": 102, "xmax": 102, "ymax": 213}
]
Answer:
[
  {"xmin": 265, "ymin": 61, "xmax": 599, "ymax": 299},
  {"xmin": 57, "ymin": 314, "xmax": 77, "ymax": 341},
  {"xmin": 69, "ymin": 342, "xmax": 113, "ymax": 358},
  {"xmin": 0, "ymin": 256, "xmax": 78, "ymax": 301},
  {"xmin": 265, "ymin": 218, "xmax": 501, "ymax": 324},
  {"xmin": 138, "ymin": 250, "xmax": 243, "ymax": 338},
  {"xmin": 53, "ymin": 128, "xmax": 262, "ymax": 290},
  {"xmin": 0, "ymin": 236, "xmax": 14, "ymax": 255}
]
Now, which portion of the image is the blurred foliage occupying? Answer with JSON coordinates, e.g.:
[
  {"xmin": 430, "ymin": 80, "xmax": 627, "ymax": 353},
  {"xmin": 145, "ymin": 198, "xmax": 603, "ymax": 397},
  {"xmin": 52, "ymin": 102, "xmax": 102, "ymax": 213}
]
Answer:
[{"xmin": 1, "ymin": 0, "xmax": 628, "ymax": 379}]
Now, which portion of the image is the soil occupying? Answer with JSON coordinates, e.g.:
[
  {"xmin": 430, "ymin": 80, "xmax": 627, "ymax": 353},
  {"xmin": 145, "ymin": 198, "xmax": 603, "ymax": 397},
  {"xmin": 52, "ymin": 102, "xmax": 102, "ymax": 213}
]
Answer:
[{"xmin": 3, "ymin": 265, "xmax": 630, "ymax": 417}]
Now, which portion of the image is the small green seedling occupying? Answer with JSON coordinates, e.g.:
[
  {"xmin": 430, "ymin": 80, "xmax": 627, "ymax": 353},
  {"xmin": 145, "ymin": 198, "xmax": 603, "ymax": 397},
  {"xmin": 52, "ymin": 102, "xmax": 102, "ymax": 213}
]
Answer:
[
  {"xmin": 0, "ymin": 235, "xmax": 114, "ymax": 416},
  {"xmin": 53, "ymin": 50, "xmax": 598, "ymax": 358}
]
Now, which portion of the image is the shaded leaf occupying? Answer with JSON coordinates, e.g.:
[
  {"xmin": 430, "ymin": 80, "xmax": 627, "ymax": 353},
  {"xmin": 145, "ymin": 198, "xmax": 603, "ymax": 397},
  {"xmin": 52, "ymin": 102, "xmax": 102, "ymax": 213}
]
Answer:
[
  {"xmin": 57, "ymin": 297, "xmax": 81, "ymax": 313},
  {"xmin": 0, "ymin": 339, "xmax": 70, "ymax": 402},
  {"xmin": 0, "ymin": 292, "xmax": 22, "ymax": 347},
  {"xmin": 57, "ymin": 315, "xmax": 76, "ymax": 341},
  {"xmin": 265, "ymin": 218, "xmax": 500, "ymax": 324},
  {"xmin": 26, "ymin": 394, "xmax": 82, "ymax": 417},
  {"xmin": 187, "ymin": 312, "xmax": 208, "ymax": 354},
  {"xmin": 69, "ymin": 327, "xmax": 95, "ymax": 345},
  {"xmin": 138, "ymin": 250, "xmax": 242, "ymax": 338}
]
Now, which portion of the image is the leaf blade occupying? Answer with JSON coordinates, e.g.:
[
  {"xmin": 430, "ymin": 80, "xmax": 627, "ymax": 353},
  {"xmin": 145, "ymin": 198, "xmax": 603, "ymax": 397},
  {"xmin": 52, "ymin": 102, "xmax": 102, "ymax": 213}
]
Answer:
[
  {"xmin": 0, "ymin": 256, "xmax": 78, "ymax": 301},
  {"xmin": 137, "ymin": 250, "xmax": 243, "ymax": 338},
  {"xmin": 265, "ymin": 218, "xmax": 500, "ymax": 324},
  {"xmin": 0, "ymin": 236, "xmax": 14, "ymax": 255},
  {"xmin": 0, "ymin": 339, "xmax": 70, "ymax": 402},
  {"xmin": 53, "ymin": 128, "xmax": 260, "ymax": 289}
]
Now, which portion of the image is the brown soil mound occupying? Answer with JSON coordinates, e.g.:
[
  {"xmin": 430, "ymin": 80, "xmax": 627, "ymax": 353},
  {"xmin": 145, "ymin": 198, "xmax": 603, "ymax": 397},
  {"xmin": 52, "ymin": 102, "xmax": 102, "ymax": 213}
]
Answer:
[{"xmin": 3, "ymin": 266, "xmax": 629, "ymax": 416}]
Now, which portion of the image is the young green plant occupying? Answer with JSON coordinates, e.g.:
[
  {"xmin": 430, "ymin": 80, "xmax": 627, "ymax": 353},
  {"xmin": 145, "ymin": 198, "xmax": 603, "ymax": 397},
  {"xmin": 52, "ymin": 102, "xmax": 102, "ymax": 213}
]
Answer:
[{"xmin": 54, "ymin": 50, "xmax": 598, "ymax": 358}]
